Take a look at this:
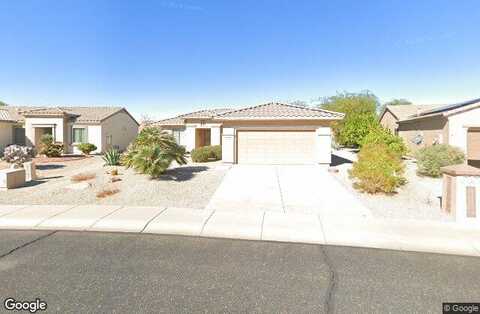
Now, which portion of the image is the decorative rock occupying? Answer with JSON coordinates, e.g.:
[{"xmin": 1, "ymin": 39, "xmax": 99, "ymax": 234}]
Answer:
[
  {"xmin": 328, "ymin": 167, "xmax": 339, "ymax": 173},
  {"xmin": 0, "ymin": 168, "xmax": 26, "ymax": 189},
  {"xmin": 23, "ymin": 161, "xmax": 37, "ymax": 182}
]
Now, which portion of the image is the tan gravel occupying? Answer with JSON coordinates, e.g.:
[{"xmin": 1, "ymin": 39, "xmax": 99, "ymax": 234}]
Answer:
[
  {"xmin": 332, "ymin": 159, "xmax": 453, "ymax": 221},
  {"xmin": 1, "ymin": 156, "xmax": 228, "ymax": 208}
]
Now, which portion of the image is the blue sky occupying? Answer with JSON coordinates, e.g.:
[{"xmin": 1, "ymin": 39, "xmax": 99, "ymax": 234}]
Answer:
[{"xmin": 0, "ymin": 0, "xmax": 479, "ymax": 119}]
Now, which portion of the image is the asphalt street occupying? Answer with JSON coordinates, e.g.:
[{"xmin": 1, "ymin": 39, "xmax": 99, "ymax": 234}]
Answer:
[{"xmin": 0, "ymin": 231, "xmax": 479, "ymax": 313}]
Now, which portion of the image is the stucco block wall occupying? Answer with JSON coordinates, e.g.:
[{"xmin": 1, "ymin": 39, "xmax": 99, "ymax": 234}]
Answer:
[
  {"xmin": 0, "ymin": 122, "xmax": 13, "ymax": 153},
  {"xmin": 101, "ymin": 111, "xmax": 139, "ymax": 152},
  {"xmin": 397, "ymin": 116, "xmax": 448, "ymax": 153}
]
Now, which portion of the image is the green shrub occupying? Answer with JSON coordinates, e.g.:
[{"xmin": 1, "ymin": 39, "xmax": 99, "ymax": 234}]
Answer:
[
  {"xmin": 103, "ymin": 148, "xmax": 121, "ymax": 166},
  {"xmin": 333, "ymin": 112, "xmax": 379, "ymax": 147},
  {"xmin": 415, "ymin": 144, "xmax": 465, "ymax": 177},
  {"xmin": 121, "ymin": 127, "xmax": 187, "ymax": 177},
  {"xmin": 349, "ymin": 143, "xmax": 406, "ymax": 194},
  {"xmin": 191, "ymin": 145, "xmax": 222, "ymax": 162},
  {"xmin": 360, "ymin": 127, "xmax": 408, "ymax": 157},
  {"xmin": 39, "ymin": 134, "xmax": 63, "ymax": 157},
  {"xmin": 77, "ymin": 143, "xmax": 97, "ymax": 155}
]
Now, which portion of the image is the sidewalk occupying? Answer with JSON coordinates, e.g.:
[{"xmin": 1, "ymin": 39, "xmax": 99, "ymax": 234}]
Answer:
[{"xmin": 0, "ymin": 204, "xmax": 479, "ymax": 257}]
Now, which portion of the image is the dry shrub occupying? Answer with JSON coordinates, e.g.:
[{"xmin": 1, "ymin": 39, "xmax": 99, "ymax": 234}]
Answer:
[
  {"xmin": 71, "ymin": 172, "xmax": 96, "ymax": 182},
  {"xmin": 96, "ymin": 187, "xmax": 120, "ymax": 198},
  {"xmin": 349, "ymin": 143, "xmax": 406, "ymax": 194}
]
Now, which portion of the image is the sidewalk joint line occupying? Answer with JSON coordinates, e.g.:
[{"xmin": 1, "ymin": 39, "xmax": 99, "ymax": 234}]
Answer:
[
  {"xmin": 260, "ymin": 211, "xmax": 266, "ymax": 240},
  {"xmin": 317, "ymin": 214, "xmax": 328, "ymax": 244},
  {"xmin": 140, "ymin": 207, "xmax": 169, "ymax": 233},
  {"xmin": 34, "ymin": 205, "xmax": 78, "ymax": 227},
  {"xmin": 275, "ymin": 167, "xmax": 286, "ymax": 213},
  {"xmin": 88, "ymin": 205, "xmax": 125, "ymax": 229},
  {"xmin": 0, "ymin": 230, "xmax": 57, "ymax": 260},
  {"xmin": 200, "ymin": 209, "xmax": 216, "ymax": 235},
  {"xmin": 0, "ymin": 205, "xmax": 29, "ymax": 218}
]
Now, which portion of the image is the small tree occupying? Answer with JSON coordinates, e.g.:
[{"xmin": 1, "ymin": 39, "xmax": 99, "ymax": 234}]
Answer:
[
  {"xmin": 319, "ymin": 91, "xmax": 380, "ymax": 147},
  {"xmin": 77, "ymin": 143, "xmax": 97, "ymax": 155},
  {"xmin": 349, "ymin": 143, "xmax": 406, "ymax": 194},
  {"xmin": 4, "ymin": 145, "xmax": 35, "ymax": 167}
]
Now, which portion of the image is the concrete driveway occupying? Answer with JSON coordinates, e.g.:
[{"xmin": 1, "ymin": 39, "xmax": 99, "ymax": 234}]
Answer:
[{"xmin": 206, "ymin": 165, "xmax": 371, "ymax": 218}]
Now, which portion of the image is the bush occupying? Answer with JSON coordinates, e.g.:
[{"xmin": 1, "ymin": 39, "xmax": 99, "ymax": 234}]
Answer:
[
  {"xmin": 39, "ymin": 134, "xmax": 63, "ymax": 157},
  {"xmin": 77, "ymin": 143, "xmax": 97, "ymax": 155},
  {"xmin": 121, "ymin": 127, "xmax": 187, "ymax": 177},
  {"xmin": 4, "ymin": 145, "xmax": 35, "ymax": 167},
  {"xmin": 103, "ymin": 148, "xmax": 121, "ymax": 166},
  {"xmin": 191, "ymin": 145, "xmax": 222, "ymax": 162},
  {"xmin": 349, "ymin": 143, "xmax": 406, "ymax": 194},
  {"xmin": 415, "ymin": 144, "xmax": 465, "ymax": 177},
  {"xmin": 360, "ymin": 127, "xmax": 408, "ymax": 157}
]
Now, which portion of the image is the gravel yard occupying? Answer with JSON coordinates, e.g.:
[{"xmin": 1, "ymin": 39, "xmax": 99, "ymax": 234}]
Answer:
[
  {"xmin": 0, "ymin": 156, "xmax": 228, "ymax": 208},
  {"xmin": 332, "ymin": 155, "xmax": 453, "ymax": 221}
]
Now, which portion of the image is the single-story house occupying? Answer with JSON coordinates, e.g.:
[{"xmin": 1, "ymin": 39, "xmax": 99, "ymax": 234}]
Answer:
[
  {"xmin": 3, "ymin": 106, "xmax": 139, "ymax": 154},
  {"xmin": 151, "ymin": 102, "xmax": 344, "ymax": 165},
  {"xmin": 379, "ymin": 104, "xmax": 439, "ymax": 134},
  {"xmin": 390, "ymin": 98, "xmax": 480, "ymax": 166}
]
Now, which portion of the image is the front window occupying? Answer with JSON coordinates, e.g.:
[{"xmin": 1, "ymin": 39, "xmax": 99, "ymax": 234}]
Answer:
[{"xmin": 72, "ymin": 128, "xmax": 87, "ymax": 143}]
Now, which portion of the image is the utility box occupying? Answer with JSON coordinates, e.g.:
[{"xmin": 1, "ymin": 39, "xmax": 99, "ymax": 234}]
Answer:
[{"xmin": 441, "ymin": 164, "xmax": 480, "ymax": 224}]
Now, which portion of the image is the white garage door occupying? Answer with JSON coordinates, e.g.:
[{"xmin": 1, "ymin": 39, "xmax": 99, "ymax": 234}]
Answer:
[{"xmin": 237, "ymin": 130, "xmax": 316, "ymax": 164}]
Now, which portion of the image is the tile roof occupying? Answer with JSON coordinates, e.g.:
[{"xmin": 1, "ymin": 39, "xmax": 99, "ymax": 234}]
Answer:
[
  {"xmin": 214, "ymin": 102, "xmax": 344, "ymax": 120},
  {"xmin": 7, "ymin": 106, "xmax": 129, "ymax": 123},
  {"xmin": 398, "ymin": 98, "xmax": 480, "ymax": 122},
  {"xmin": 151, "ymin": 108, "xmax": 233, "ymax": 126},
  {"xmin": 385, "ymin": 104, "xmax": 440, "ymax": 120}
]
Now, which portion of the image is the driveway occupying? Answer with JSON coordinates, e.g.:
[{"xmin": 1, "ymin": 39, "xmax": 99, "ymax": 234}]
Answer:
[{"xmin": 206, "ymin": 165, "xmax": 371, "ymax": 218}]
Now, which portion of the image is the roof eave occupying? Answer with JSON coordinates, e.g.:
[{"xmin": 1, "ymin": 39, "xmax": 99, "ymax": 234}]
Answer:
[
  {"xmin": 398, "ymin": 113, "xmax": 444, "ymax": 123},
  {"xmin": 213, "ymin": 116, "xmax": 343, "ymax": 121}
]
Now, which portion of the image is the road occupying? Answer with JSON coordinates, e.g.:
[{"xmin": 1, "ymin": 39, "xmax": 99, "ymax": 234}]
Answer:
[{"xmin": 0, "ymin": 231, "xmax": 479, "ymax": 313}]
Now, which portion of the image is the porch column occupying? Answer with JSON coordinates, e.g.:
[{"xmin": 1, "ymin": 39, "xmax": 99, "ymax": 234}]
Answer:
[
  {"xmin": 315, "ymin": 127, "xmax": 332, "ymax": 164},
  {"xmin": 210, "ymin": 126, "xmax": 221, "ymax": 146},
  {"xmin": 184, "ymin": 126, "xmax": 196, "ymax": 152},
  {"xmin": 221, "ymin": 128, "xmax": 236, "ymax": 163}
]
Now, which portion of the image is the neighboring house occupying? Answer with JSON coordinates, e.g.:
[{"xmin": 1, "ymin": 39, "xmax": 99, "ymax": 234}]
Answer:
[
  {"xmin": 0, "ymin": 108, "xmax": 17, "ymax": 153},
  {"xmin": 394, "ymin": 98, "xmax": 480, "ymax": 166},
  {"xmin": 4, "ymin": 106, "xmax": 139, "ymax": 154},
  {"xmin": 152, "ymin": 103, "xmax": 344, "ymax": 165},
  {"xmin": 379, "ymin": 104, "xmax": 439, "ymax": 134}
]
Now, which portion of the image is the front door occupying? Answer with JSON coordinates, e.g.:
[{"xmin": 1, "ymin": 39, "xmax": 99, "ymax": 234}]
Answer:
[{"xmin": 195, "ymin": 129, "xmax": 211, "ymax": 149}]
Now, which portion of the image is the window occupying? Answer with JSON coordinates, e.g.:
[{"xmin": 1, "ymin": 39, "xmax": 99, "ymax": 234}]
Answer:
[
  {"xmin": 172, "ymin": 130, "xmax": 181, "ymax": 144},
  {"xmin": 72, "ymin": 128, "xmax": 87, "ymax": 143},
  {"xmin": 106, "ymin": 135, "xmax": 113, "ymax": 145}
]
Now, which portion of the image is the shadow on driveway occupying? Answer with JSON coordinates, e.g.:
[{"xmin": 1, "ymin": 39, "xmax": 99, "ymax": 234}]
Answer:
[
  {"xmin": 331, "ymin": 154, "xmax": 353, "ymax": 167},
  {"xmin": 36, "ymin": 164, "xmax": 66, "ymax": 170},
  {"xmin": 158, "ymin": 166, "xmax": 209, "ymax": 182}
]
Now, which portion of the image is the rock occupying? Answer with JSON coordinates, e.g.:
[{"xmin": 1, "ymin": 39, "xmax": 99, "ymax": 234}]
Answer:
[
  {"xmin": 110, "ymin": 177, "xmax": 122, "ymax": 183},
  {"xmin": 328, "ymin": 167, "xmax": 339, "ymax": 173}
]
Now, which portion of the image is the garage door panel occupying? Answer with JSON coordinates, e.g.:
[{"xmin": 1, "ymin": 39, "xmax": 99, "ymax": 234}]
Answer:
[{"xmin": 237, "ymin": 131, "xmax": 316, "ymax": 164}]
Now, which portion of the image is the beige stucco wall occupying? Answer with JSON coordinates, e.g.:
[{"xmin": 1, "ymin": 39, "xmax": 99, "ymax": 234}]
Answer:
[
  {"xmin": 101, "ymin": 110, "xmax": 139, "ymax": 152},
  {"xmin": 379, "ymin": 110, "xmax": 398, "ymax": 134},
  {"xmin": 448, "ymin": 108, "xmax": 480, "ymax": 155},
  {"xmin": 0, "ymin": 122, "xmax": 14, "ymax": 153},
  {"xmin": 397, "ymin": 115, "xmax": 448, "ymax": 154},
  {"xmin": 24, "ymin": 116, "xmax": 68, "ymax": 149}
]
